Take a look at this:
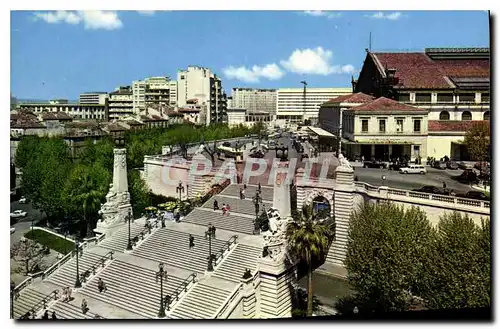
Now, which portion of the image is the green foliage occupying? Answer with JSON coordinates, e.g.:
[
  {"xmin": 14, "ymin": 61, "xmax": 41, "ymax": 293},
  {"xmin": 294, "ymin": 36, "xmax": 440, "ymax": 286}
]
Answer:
[
  {"xmin": 422, "ymin": 213, "xmax": 491, "ymax": 309},
  {"xmin": 464, "ymin": 121, "xmax": 490, "ymax": 162},
  {"xmin": 24, "ymin": 229, "xmax": 75, "ymax": 255},
  {"xmin": 343, "ymin": 203, "xmax": 491, "ymax": 314},
  {"xmin": 128, "ymin": 170, "xmax": 151, "ymax": 216},
  {"xmin": 10, "ymin": 238, "xmax": 47, "ymax": 275}
]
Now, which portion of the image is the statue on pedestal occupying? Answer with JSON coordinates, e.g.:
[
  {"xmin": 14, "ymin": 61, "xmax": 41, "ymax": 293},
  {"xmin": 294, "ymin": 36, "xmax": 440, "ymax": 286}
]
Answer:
[
  {"xmin": 338, "ymin": 152, "xmax": 353, "ymax": 170},
  {"xmin": 261, "ymin": 207, "xmax": 290, "ymax": 263}
]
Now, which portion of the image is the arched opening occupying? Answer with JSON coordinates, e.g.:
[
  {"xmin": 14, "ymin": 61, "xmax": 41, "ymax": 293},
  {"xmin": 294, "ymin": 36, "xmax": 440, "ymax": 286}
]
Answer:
[
  {"xmin": 462, "ymin": 111, "xmax": 472, "ymax": 121},
  {"xmin": 483, "ymin": 111, "xmax": 490, "ymax": 121},
  {"xmin": 439, "ymin": 111, "xmax": 450, "ymax": 120},
  {"xmin": 312, "ymin": 195, "xmax": 331, "ymax": 220}
]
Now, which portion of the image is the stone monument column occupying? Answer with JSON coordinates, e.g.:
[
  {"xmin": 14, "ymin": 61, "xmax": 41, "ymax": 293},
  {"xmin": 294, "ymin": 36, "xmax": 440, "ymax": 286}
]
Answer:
[{"xmin": 95, "ymin": 142, "xmax": 133, "ymax": 235}]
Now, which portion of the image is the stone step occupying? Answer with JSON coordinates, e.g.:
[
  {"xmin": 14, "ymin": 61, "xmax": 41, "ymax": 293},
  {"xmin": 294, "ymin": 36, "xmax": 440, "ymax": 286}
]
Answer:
[
  {"xmin": 183, "ymin": 208, "xmax": 254, "ymax": 235},
  {"xmin": 48, "ymin": 300, "xmax": 99, "ymax": 319},
  {"xmin": 212, "ymin": 244, "xmax": 262, "ymax": 283},
  {"xmin": 12, "ymin": 287, "xmax": 56, "ymax": 319},
  {"xmin": 98, "ymin": 223, "xmax": 147, "ymax": 252},
  {"xmin": 78, "ymin": 259, "xmax": 189, "ymax": 319},
  {"xmin": 46, "ymin": 252, "xmax": 109, "ymax": 288},
  {"xmin": 132, "ymin": 228, "xmax": 229, "ymax": 273},
  {"xmin": 220, "ymin": 184, "xmax": 274, "ymax": 202},
  {"xmin": 169, "ymin": 283, "xmax": 231, "ymax": 319},
  {"xmin": 202, "ymin": 195, "xmax": 272, "ymax": 216}
]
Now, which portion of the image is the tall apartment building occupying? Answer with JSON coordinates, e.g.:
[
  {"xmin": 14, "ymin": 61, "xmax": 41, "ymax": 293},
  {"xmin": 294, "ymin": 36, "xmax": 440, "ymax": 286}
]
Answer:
[
  {"xmin": 230, "ymin": 88, "xmax": 277, "ymax": 114},
  {"xmin": 177, "ymin": 66, "xmax": 226, "ymax": 125},
  {"xmin": 276, "ymin": 87, "xmax": 352, "ymax": 123},
  {"xmin": 132, "ymin": 76, "xmax": 175, "ymax": 113},
  {"xmin": 108, "ymin": 86, "xmax": 134, "ymax": 121},
  {"xmin": 79, "ymin": 92, "xmax": 108, "ymax": 105}
]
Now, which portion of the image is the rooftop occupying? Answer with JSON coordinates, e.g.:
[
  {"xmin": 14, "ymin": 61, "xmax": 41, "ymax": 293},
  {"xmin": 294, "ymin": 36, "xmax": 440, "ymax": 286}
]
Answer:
[
  {"xmin": 40, "ymin": 112, "xmax": 73, "ymax": 121},
  {"xmin": 428, "ymin": 120, "xmax": 490, "ymax": 132},
  {"xmin": 347, "ymin": 97, "xmax": 428, "ymax": 113},
  {"xmin": 323, "ymin": 92, "xmax": 376, "ymax": 105}
]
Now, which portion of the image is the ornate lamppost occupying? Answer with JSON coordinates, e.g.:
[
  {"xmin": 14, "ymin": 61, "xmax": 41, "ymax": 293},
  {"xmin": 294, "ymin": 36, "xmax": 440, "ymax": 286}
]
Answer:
[
  {"xmin": 155, "ymin": 262, "xmax": 168, "ymax": 318},
  {"xmin": 206, "ymin": 223, "xmax": 214, "ymax": 272},
  {"xmin": 252, "ymin": 192, "xmax": 262, "ymax": 235},
  {"xmin": 10, "ymin": 280, "xmax": 15, "ymax": 319},
  {"xmin": 74, "ymin": 239, "xmax": 82, "ymax": 288},
  {"xmin": 126, "ymin": 210, "xmax": 133, "ymax": 251},
  {"xmin": 176, "ymin": 181, "xmax": 185, "ymax": 203}
]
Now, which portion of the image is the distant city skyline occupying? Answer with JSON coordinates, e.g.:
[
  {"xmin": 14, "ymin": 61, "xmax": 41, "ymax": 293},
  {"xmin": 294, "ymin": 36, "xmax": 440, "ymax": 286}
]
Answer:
[{"xmin": 11, "ymin": 10, "xmax": 489, "ymax": 99}]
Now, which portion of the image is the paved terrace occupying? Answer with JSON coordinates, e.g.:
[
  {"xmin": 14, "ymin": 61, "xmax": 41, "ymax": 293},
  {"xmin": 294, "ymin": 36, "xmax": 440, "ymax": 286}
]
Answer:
[
  {"xmin": 220, "ymin": 184, "xmax": 274, "ymax": 202},
  {"xmin": 202, "ymin": 195, "xmax": 272, "ymax": 216}
]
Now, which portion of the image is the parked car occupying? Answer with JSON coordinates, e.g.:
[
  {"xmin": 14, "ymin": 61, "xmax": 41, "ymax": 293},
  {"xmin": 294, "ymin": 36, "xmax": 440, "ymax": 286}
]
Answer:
[
  {"xmin": 19, "ymin": 197, "xmax": 27, "ymax": 204},
  {"xmin": 446, "ymin": 161, "xmax": 459, "ymax": 170},
  {"xmin": 10, "ymin": 210, "xmax": 27, "ymax": 218},
  {"xmin": 399, "ymin": 165, "xmax": 427, "ymax": 174},
  {"xmin": 363, "ymin": 160, "xmax": 387, "ymax": 169},
  {"xmin": 474, "ymin": 162, "xmax": 490, "ymax": 171},
  {"xmin": 249, "ymin": 150, "xmax": 265, "ymax": 158},
  {"xmin": 457, "ymin": 191, "xmax": 490, "ymax": 201},
  {"xmin": 455, "ymin": 169, "xmax": 479, "ymax": 184},
  {"xmin": 412, "ymin": 185, "xmax": 456, "ymax": 196},
  {"xmin": 433, "ymin": 161, "xmax": 447, "ymax": 170},
  {"xmin": 10, "ymin": 227, "xmax": 16, "ymax": 234},
  {"xmin": 458, "ymin": 161, "xmax": 473, "ymax": 170}
]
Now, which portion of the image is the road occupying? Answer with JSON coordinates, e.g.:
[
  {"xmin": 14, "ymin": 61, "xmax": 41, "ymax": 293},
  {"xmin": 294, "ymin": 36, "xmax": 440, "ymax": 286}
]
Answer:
[{"xmin": 352, "ymin": 166, "xmax": 474, "ymax": 194}]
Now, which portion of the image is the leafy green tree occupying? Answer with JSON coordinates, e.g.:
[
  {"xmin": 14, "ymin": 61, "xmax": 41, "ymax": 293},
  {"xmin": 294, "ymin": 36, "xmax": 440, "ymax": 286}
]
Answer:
[
  {"xmin": 286, "ymin": 205, "xmax": 334, "ymax": 316},
  {"xmin": 15, "ymin": 135, "xmax": 40, "ymax": 169},
  {"xmin": 464, "ymin": 121, "xmax": 490, "ymax": 163},
  {"xmin": 128, "ymin": 170, "xmax": 151, "ymax": 216},
  {"xmin": 423, "ymin": 213, "xmax": 490, "ymax": 309},
  {"xmin": 344, "ymin": 203, "xmax": 435, "ymax": 313}
]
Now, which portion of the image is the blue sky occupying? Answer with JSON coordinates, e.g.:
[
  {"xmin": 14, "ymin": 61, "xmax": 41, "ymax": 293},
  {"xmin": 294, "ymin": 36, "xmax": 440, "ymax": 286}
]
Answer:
[{"xmin": 11, "ymin": 10, "xmax": 489, "ymax": 100}]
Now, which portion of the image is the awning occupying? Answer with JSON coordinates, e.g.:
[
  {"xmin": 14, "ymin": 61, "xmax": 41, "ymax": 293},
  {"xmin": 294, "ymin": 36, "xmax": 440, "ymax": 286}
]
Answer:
[
  {"xmin": 342, "ymin": 138, "xmax": 419, "ymax": 145},
  {"xmin": 307, "ymin": 126, "xmax": 336, "ymax": 138}
]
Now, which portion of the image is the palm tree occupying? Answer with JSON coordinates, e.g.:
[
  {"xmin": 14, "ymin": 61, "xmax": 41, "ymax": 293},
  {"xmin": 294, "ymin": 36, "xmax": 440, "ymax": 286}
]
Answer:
[{"xmin": 286, "ymin": 204, "xmax": 335, "ymax": 316}]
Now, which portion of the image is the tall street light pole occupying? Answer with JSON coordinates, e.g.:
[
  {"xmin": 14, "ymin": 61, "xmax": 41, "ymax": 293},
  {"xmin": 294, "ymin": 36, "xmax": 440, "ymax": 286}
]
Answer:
[
  {"xmin": 74, "ymin": 239, "xmax": 82, "ymax": 288},
  {"xmin": 176, "ymin": 181, "xmax": 185, "ymax": 203},
  {"xmin": 300, "ymin": 80, "xmax": 307, "ymax": 124},
  {"xmin": 206, "ymin": 223, "xmax": 214, "ymax": 271},
  {"xmin": 126, "ymin": 210, "xmax": 133, "ymax": 251},
  {"xmin": 156, "ymin": 262, "xmax": 167, "ymax": 318}
]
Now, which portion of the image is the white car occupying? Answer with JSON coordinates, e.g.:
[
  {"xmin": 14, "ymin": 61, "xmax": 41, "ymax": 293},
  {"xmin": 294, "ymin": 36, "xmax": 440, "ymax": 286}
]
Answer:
[
  {"xmin": 399, "ymin": 165, "xmax": 427, "ymax": 175},
  {"xmin": 19, "ymin": 197, "xmax": 27, "ymax": 204},
  {"xmin": 10, "ymin": 210, "xmax": 27, "ymax": 218},
  {"xmin": 10, "ymin": 227, "xmax": 16, "ymax": 234}
]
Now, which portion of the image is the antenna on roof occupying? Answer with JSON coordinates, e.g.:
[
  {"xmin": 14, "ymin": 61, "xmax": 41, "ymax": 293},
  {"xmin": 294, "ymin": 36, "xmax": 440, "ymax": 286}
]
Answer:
[{"xmin": 369, "ymin": 32, "xmax": 372, "ymax": 51}]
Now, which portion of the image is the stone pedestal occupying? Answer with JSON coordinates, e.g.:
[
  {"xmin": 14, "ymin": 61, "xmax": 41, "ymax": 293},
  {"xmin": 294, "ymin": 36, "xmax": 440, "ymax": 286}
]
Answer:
[
  {"xmin": 95, "ymin": 148, "xmax": 133, "ymax": 235},
  {"xmin": 241, "ymin": 277, "xmax": 257, "ymax": 319},
  {"xmin": 272, "ymin": 161, "xmax": 292, "ymax": 218}
]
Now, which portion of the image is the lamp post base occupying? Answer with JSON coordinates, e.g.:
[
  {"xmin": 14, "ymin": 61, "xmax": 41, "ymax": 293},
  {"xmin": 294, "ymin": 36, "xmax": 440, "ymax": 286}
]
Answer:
[
  {"xmin": 207, "ymin": 261, "xmax": 214, "ymax": 272},
  {"xmin": 126, "ymin": 240, "xmax": 133, "ymax": 250},
  {"xmin": 158, "ymin": 307, "xmax": 166, "ymax": 318},
  {"xmin": 75, "ymin": 278, "xmax": 82, "ymax": 288}
]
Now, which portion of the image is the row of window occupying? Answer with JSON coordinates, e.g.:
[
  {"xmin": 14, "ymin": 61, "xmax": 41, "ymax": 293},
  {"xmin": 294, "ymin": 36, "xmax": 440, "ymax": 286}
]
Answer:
[
  {"xmin": 361, "ymin": 118, "xmax": 422, "ymax": 133},
  {"xmin": 399, "ymin": 93, "xmax": 489, "ymax": 103},
  {"xmin": 439, "ymin": 110, "xmax": 490, "ymax": 121}
]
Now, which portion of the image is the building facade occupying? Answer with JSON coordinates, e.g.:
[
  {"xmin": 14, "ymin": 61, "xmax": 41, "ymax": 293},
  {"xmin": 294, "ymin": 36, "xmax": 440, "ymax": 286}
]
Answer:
[
  {"xmin": 79, "ymin": 92, "xmax": 108, "ymax": 105},
  {"xmin": 132, "ymin": 76, "xmax": 175, "ymax": 114},
  {"xmin": 230, "ymin": 88, "xmax": 277, "ymax": 114},
  {"xmin": 276, "ymin": 87, "xmax": 352, "ymax": 124},
  {"xmin": 17, "ymin": 102, "xmax": 108, "ymax": 121},
  {"xmin": 108, "ymin": 86, "xmax": 134, "ymax": 121},
  {"xmin": 353, "ymin": 47, "xmax": 490, "ymax": 159},
  {"xmin": 226, "ymin": 107, "xmax": 246, "ymax": 127},
  {"xmin": 176, "ymin": 66, "xmax": 226, "ymax": 125}
]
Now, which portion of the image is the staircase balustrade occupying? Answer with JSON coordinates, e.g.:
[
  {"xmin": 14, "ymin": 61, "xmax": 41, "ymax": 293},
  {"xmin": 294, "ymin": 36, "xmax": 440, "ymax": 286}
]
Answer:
[
  {"xmin": 213, "ymin": 235, "xmax": 238, "ymax": 267},
  {"xmin": 79, "ymin": 251, "xmax": 115, "ymax": 284},
  {"xmin": 17, "ymin": 289, "xmax": 59, "ymax": 320},
  {"xmin": 164, "ymin": 273, "xmax": 197, "ymax": 311}
]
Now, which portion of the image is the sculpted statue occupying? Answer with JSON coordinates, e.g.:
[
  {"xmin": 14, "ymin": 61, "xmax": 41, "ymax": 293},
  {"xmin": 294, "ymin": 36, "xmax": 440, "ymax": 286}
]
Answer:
[{"xmin": 338, "ymin": 152, "xmax": 353, "ymax": 169}]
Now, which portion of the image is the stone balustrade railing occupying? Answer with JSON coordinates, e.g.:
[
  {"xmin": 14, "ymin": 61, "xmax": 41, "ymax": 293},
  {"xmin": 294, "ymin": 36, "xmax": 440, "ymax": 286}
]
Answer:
[
  {"xmin": 354, "ymin": 181, "xmax": 490, "ymax": 214},
  {"xmin": 215, "ymin": 269, "xmax": 260, "ymax": 319}
]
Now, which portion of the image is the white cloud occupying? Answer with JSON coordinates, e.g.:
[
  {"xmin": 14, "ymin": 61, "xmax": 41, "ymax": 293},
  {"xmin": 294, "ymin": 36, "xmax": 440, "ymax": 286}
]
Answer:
[
  {"xmin": 33, "ymin": 11, "xmax": 123, "ymax": 30},
  {"xmin": 366, "ymin": 12, "xmax": 403, "ymax": 20},
  {"xmin": 223, "ymin": 63, "xmax": 285, "ymax": 83},
  {"xmin": 303, "ymin": 10, "xmax": 342, "ymax": 19},
  {"xmin": 137, "ymin": 11, "xmax": 156, "ymax": 16},
  {"xmin": 280, "ymin": 47, "xmax": 354, "ymax": 76}
]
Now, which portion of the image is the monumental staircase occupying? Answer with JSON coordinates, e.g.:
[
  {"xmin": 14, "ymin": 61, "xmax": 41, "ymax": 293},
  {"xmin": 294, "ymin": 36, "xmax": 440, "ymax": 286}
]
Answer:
[{"xmin": 11, "ymin": 183, "xmax": 297, "ymax": 320}]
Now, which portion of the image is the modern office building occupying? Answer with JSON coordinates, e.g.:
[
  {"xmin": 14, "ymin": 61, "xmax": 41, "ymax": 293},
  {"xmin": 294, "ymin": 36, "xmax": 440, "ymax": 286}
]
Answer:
[
  {"xmin": 230, "ymin": 88, "xmax": 277, "ymax": 114},
  {"xmin": 177, "ymin": 66, "xmax": 226, "ymax": 125},
  {"xmin": 108, "ymin": 86, "xmax": 134, "ymax": 120},
  {"xmin": 79, "ymin": 92, "xmax": 108, "ymax": 105},
  {"xmin": 276, "ymin": 87, "xmax": 352, "ymax": 124},
  {"xmin": 132, "ymin": 76, "xmax": 173, "ymax": 114}
]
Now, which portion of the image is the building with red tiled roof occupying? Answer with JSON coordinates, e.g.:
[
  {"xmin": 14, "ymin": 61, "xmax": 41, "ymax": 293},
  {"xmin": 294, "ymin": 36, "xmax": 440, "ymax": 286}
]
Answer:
[
  {"xmin": 323, "ymin": 92, "xmax": 376, "ymax": 105},
  {"xmin": 351, "ymin": 47, "xmax": 490, "ymax": 161}
]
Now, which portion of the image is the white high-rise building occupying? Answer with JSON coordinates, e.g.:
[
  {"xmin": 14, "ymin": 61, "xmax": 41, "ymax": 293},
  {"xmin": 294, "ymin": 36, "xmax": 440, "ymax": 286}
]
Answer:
[
  {"xmin": 177, "ymin": 66, "xmax": 226, "ymax": 125},
  {"xmin": 133, "ymin": 76, "xmax": 174, "ymax": 113},
  {"xmin": 276, "ymin": 87, "xmax": 352, "ymax": 123},
  {"xmin": 79, "ymin": 92, "xmax": 108, "ymax": 105},
  {"xmin": 230, "ymin": 88, "xmax": 276, "ymax": 114},
  {"xmin": 108, "ymin": 86, "xmax": 133, "ymax": 121}
]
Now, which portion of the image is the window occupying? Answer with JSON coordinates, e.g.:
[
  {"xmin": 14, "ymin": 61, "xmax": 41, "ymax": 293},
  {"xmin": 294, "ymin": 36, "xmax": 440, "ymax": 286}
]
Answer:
[
  {"xmin": 439, "ymin": 111, "xmax": 450, "ymax": 120},
  {"xmin": 483, "ymin": 111, "xmax": 490, "ymax": 121},
  {"xmin": 481, "ymin": 93, "xmax": 490, "ymax": 103},
  {"xmin": 413, "ymin": 119, "xmax": 421, "ymax": 132},
  {"xmin": 361, "ymin": 119, "xmax": 369, "ymax": 132},
  {"xmin": 462, "ymin": 111, "xmax": 472, "ymax": 121},
  {"xmin": 398, "ymin": 94, "xmax": 410, "ymax": 102},
  {"xmin": 459, "ymin": 93, "xmax": 475, "ymax": 103},
  {"xmin": 379, "ymin": 119, "xmax": 386, "ymax": 133},
  {"xmin": 396, "ymin": 119, "xmax": 404, "ymax": 132},
  {"xmin": 415, "ymin": 93, "xmax": 431, "ymax": 102}
]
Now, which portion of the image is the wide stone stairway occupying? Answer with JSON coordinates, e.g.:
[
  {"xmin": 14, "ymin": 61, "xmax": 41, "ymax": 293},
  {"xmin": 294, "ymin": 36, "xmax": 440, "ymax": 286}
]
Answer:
[
  {"xmin": 98, "ymin": 222, "xmax": 148, "ymax": 253},
  {"xmin": 202, "ymin": 195, "xmax": 272, "ymax": 216},
  {"xmin": 183, "ymin": 208, "xmax": 255, "ymax": 235},
  {"xmin": 48, "ymin": 300, "xmax": 101, "ymax": 319},
  {"xmin": 78, "ymin": 259, "xmax": 187, "ymax": 319},
  {"xmin": 132, "ymin": 228, "xmax": 228, "ymax": 274},
  {"xmin": 12, "ymin": 287, "xmax": 54, "ymax": 319},
  {"xmin": 169, "ymin": 282, "xmax": 232, "ymax": 319},
  {"xmin": 46, "ymin": 251, "xmax": 111, "ymax": 289},
  {"xmin": 212, "ymin": 244, "xmax": 262, "ymax": 283},
  {"xmin": 221, "ymin": 184, "xmax": 274, "ymax": 202}
]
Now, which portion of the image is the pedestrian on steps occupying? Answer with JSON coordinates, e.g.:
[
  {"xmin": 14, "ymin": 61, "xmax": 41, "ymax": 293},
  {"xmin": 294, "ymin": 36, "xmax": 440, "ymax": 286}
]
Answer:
[
  {"xmin": 97, "ymin": 278, "xmax": 107, "ymax": 293},
  {"xmin": 213, "ymin": 199, "xmax": 219, "ymax": 211},
  {"xmin": 81, "ymin": 299, "xmax": 88, "ymax": 314},
  {"xmin": 66, "ymin": 286, "xmax": 72, "ymax": 301},
  {"xmin": 41, "ymin": 310, "xmax": 49, "ymax": 320},
  {"xmin": 211, "ymin": 226, "xmax": 217, "ymax": 239},
  {"xmin": 51, "ymin": 311, "xmax": 57, "ymax": 320},
  {"xmin": 221, "ymin": 204, "xmax": 227, "ymax": 216},
  {"xmin": 189, "ymin": 234, "xmax": 195, "ymax": 249}
]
